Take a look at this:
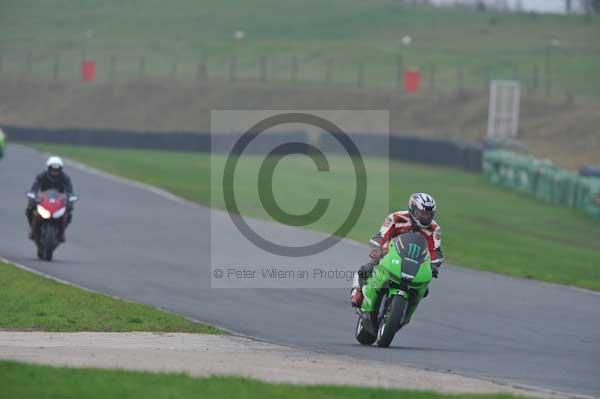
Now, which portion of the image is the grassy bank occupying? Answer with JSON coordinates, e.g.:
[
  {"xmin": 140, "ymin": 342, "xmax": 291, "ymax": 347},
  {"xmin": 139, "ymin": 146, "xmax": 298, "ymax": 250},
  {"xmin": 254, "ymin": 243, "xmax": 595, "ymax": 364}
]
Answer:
[
  {"xmin": 30, "ymin": 143, "xmax": 600, "ymax": 291},
  {"xmin": 0, "ymin": 261, "xmax": 219, "ymax": 333},
  {"xmin": 0, "ymin": 0, "xmax": 598, "ymax": 96},
  {"xmin": 0, "ymin": 361, "xmax": 532, "ymax": 399}
]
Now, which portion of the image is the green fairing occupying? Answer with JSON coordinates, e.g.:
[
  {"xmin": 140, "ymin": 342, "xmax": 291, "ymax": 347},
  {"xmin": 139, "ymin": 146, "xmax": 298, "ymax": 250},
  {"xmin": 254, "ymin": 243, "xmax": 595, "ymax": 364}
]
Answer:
[{"xmin": 360, "ymin": 237, "xmax": 432, "ymax": 323}]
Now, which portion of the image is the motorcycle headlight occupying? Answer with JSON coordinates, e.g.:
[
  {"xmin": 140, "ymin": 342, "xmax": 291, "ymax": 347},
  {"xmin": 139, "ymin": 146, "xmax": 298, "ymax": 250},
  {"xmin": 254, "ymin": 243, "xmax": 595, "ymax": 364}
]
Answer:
[
  {"xmin": 36, "ymin": 204, "xmax": 51, "ymax": 219},
  {"xmin": 53, "ymin": 207, "xmax": 66, "ymax": 219}
]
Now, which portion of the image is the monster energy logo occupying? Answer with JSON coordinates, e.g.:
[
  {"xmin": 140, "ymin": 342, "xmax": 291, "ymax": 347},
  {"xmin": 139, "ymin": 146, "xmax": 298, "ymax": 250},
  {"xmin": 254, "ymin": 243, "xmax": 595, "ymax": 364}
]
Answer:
[{"xmin": 406, "ymin": 243, "xmax": 421, "ymax": 260}]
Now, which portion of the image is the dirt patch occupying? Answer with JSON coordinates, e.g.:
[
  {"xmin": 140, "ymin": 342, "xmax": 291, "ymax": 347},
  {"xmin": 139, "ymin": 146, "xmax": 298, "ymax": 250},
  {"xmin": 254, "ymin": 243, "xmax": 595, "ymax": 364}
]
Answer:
[
  {"xmin": 0, "ymin": 331, "xmax": 574, "ymax": 398},
  {"xmin": 0, "ymin": 78, "xmax": 598, "ymax": 169}
]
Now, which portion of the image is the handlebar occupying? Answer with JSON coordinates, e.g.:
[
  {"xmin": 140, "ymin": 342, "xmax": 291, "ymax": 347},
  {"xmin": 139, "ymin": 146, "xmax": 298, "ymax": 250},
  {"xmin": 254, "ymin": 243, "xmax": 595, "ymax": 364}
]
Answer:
[{"xmin": 26, "ymin": 191, "xmax": 79, "ymax": 203}]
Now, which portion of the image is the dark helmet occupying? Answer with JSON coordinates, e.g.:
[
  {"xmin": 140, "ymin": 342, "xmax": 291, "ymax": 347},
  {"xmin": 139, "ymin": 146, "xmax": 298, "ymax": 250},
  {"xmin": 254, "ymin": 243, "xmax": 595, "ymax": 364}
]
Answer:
[
  {"xmin": 46, "ymin": 156, "xmax": 64, "ymax": 181},
  {"xmin": 408, "ymin": 193, "xmax": 436, "ymax": 228}
]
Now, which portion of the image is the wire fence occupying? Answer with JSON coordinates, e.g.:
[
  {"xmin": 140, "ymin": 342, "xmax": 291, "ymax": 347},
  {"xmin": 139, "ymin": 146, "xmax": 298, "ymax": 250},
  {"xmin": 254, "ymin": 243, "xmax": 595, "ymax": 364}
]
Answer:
[{"xmin": 0, "ymin": 47, "xmax": 596, "ymax": 102}]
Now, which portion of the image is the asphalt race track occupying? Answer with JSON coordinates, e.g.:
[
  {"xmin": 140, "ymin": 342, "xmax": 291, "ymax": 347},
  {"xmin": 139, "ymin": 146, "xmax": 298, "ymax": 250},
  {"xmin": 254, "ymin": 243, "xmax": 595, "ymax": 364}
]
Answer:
[{"xmin": 1, "ymin": 145, "xmax": 599, "ymax": 396}]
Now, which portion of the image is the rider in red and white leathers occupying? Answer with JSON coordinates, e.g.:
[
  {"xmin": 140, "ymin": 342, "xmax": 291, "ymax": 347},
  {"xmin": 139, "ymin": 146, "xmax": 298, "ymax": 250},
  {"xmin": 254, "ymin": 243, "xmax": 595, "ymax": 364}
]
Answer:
[{"xmin": 351, "ymin": 193, "xmax": 443, "ymax": 307}]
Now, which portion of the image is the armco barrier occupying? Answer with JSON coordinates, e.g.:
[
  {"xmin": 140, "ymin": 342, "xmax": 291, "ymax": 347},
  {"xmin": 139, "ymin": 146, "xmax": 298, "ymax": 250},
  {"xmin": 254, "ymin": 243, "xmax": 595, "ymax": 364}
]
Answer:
[
  {"xmin": 483, "ymin": 150, "xmax": 600, "ymax": 218},
  {"xmin": 2, "ymin": 125, "xmax": 212, "ymax": 151},
  {"xmin": 580, "ymin": 166, "xmax": 600, "ymax": 178},
  {"xmin": 2, "ymin": 125, "xmax": 483, "ymax": 172}
]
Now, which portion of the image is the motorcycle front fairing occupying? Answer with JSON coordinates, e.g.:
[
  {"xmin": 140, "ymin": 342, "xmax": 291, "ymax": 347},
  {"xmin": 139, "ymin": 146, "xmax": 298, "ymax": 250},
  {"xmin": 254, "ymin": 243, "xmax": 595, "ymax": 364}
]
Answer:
[
  {"xmin": 360, "ymin": 234, "xmax": 432, "ymax": 323},
  {"xmin": 32, "ymin": 190, "xmax": 68, "ymax": 237}
]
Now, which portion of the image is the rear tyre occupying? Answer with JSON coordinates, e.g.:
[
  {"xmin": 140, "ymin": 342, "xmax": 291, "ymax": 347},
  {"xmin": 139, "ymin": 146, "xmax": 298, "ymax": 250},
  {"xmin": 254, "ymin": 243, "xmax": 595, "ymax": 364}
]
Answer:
[
  {"xmin": 376, "ymin": 295, "xmax": 408, "ymax": 348},
  {"xmin": 355, "ymin": 314, "xmax": 376, "ymax": 345}
]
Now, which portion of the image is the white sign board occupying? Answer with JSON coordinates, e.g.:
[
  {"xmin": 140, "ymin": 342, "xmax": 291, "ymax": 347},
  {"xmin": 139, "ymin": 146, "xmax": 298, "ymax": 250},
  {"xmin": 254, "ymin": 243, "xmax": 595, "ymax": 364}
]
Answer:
[{"xmin": 487, "ymin": 80, "xmax": 521, "ymax": 141}]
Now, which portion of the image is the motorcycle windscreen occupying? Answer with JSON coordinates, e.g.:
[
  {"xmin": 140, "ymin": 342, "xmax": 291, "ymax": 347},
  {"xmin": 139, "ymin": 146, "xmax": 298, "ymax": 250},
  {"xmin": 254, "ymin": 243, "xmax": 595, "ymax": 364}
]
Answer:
[
  {"xmin": 40, "ymin": 190, "xmax": 62, "ymax": 202},
  {"xmin": 46, "ymin": 190, "xmax": 61, "ymax": 199},
  {"xmin": 393, "ymin": 232, "xmax": 428, "ymax": 278}
]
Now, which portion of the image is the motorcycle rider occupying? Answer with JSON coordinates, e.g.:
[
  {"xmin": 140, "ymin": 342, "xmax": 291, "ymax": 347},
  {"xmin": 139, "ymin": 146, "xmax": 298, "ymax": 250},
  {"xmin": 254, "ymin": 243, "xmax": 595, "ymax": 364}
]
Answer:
[
  {"xmin": 351, "ymin": 193, "xmax": 443, "ymax": 307},
  {"xmin": 26, "ymin": 156, "xmax": 75, "ymax": 242}
]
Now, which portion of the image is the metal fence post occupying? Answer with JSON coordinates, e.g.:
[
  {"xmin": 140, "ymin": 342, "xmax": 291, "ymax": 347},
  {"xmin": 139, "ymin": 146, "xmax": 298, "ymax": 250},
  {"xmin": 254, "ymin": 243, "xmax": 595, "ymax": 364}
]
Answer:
[
  {"xmin": 109, "ymin": 55, "xmax": 117, "ymax": 83},
  {"xmin": 259, "ymin": 55, "xmax": 267, "ymax": 83},
  {"xmin": 196, "ymin": 55, "xmax": 207, "ymax": 81},
  {"xmin": 395, "ymin": 54, "xmax": 404, "ymax": 89},
  {"xmin": 545, "ymin": 69, "xmax": 552, "ymax": 97},
  {"xmin": 138, "ymin": 56, "xmax": 146, "ymax": 79},
  {"xmin": 545, "ymin": 45, "xmax": 552, "ymax": 97},
  {"xmin": 324, "ymin": 59, "xmax": 332, "ymax": 86},
  {"xmin": 565, "ymin": 91, "xmax": 574, "ymax": 107},
  {"xmin": 356, "ymin": 63, "xmax": 364, "ymax": 88},
  {"xmin": 532, "ymin": 65, "xmax": 539, "ymax": 91},
  {"xmin": 457, "ymin": 65, "xmax": 465, "ymax": 96},
  {"xmin": 170, "ymin": 56, "xmax": 179, "ymax": 80},
  {"xmin": 229, "ymin": 56, "xmax": 237, "ymax": 82},
  {"xmin": 26, "ymin": 50, "xmax": 33, "ymax": 76},
  {"xmin": 53, "ymin": 52, "xmax": 60, "ymax": 81},
  {"xmin": 290, "ymin": 55, "xmax": 298, "ymax": 85},
  {"xmin": 484, "ymin": 65, "xmax": 492, "ymax": 92},
  {"xmin": 429, "ymin": 64, "xmax": 436, "ymax": 94}
]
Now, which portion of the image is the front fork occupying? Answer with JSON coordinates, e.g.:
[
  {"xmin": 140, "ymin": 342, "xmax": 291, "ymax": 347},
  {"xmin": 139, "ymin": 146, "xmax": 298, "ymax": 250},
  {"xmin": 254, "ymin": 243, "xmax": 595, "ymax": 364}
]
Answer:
[
  {"xmin": 361, "ymin": 266, "xmax": 423, "ymax": 325},
  {"xmin": 31, "ymin": 213, "xmax": 41, "ymax": 238},
  {"xmin": 361, "ymin": 266, "xmax": 393, "ymax": 313}
]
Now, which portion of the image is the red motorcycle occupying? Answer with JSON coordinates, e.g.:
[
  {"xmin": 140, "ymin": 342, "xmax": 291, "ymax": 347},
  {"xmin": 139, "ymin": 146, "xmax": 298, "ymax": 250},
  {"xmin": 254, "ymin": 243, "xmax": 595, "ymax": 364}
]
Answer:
[{"xmin": 27, "ymin": 190, "xmax": 78, "ymax": 261}]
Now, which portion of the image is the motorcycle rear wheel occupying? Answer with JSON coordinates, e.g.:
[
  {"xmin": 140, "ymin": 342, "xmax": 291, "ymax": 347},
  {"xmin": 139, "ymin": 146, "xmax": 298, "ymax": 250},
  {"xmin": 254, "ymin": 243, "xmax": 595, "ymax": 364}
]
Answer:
[{"xmin": 355, "ymin": 314, "xmax": 376, "ymax": 345}]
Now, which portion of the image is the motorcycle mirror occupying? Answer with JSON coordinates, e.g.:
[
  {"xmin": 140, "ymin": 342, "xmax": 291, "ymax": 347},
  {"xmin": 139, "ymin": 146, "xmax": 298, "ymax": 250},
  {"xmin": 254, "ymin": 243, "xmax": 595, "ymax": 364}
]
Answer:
[
  {"xmin": 68, "ymin": 195, "xmax": 79, "ymax": 202},
  {"xmin": 26, "ymin": 192, "xmax": 36, "ymax": 200}
]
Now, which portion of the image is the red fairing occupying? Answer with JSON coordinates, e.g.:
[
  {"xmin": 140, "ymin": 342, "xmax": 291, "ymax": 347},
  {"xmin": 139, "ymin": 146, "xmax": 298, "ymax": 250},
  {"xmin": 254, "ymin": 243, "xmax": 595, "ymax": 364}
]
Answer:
[
  {"xmin": 377, "ymin": 211, "xmax": 443, "ymax": 263},
  {"xmin": 38, "ymin": 192, "xmax": 67, "ymax": 216}
]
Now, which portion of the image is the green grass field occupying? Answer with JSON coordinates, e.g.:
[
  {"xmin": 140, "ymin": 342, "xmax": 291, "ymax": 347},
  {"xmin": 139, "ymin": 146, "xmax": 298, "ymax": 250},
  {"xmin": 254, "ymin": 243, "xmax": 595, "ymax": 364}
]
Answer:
[
  {"xmin": 0, "ymin": 260, "xmax": 219, "ymax": 333},
  {"xmin": 31, "ymin": 143, "xmax": 600, "ymax": 291},
  {"xmin": 1, "ymin": 0, "xmax": 599, "ymax": 96},
  {"xmin": 0, "ymin": 361, "xmax": 532, "ymax": 399}
]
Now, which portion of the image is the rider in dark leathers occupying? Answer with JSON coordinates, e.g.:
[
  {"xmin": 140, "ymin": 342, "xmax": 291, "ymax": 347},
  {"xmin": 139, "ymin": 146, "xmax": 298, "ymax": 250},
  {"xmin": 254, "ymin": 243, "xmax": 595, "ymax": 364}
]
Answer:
[{"xmin": 26, "ymin": 156, "xmax": 74, "ymax": 242}]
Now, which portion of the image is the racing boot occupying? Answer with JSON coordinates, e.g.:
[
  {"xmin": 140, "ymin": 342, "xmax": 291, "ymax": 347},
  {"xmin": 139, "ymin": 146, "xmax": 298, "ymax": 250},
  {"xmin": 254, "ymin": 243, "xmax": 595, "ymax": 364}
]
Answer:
[{"xmin": 351, "ymin": 287, "xmax": 363, "ymax": 308}]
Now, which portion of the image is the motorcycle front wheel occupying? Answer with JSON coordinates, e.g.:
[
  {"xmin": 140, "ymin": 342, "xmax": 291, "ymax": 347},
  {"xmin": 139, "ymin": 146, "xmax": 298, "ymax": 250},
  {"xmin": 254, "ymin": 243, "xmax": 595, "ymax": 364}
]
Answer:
[
  {"xmin": 375, "ymin": 295, "xmax": 408, "ymax": 348},
  {"xmin": 40, "ymin": 224, "xmax": 57, "ymax": 261}
]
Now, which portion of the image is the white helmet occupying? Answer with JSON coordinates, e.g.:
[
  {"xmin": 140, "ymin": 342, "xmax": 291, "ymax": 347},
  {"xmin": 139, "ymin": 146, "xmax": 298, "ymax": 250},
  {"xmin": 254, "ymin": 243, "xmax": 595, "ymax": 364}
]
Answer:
[
  {"xmin": 46, "ymin": 156, "xmax": 64, "ymax": 170},
  {"xmin": 408, "ymin": 193, "xmax": 436, "ymax": 228}
]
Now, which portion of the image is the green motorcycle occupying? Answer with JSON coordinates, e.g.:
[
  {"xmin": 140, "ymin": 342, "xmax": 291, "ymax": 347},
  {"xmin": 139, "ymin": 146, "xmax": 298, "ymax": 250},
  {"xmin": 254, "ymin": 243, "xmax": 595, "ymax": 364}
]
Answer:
[{"xmin": 355, "ymin": 232, "xmax": 433, "ymax": 348}]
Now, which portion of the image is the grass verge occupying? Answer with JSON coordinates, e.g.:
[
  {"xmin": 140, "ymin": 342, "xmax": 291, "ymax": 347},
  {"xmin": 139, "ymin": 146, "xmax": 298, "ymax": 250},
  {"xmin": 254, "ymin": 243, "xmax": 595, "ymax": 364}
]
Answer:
[
  {"xmin": 0, "ymin": 261, "xmax": 219, "ymax": 333},
  {"xmin": 30, "ymin": 143, "xmax": 600, "ymax": 291},
  {"xmin": 0, "ymin": 360, "xmax": 532, "ymax": 399}
]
